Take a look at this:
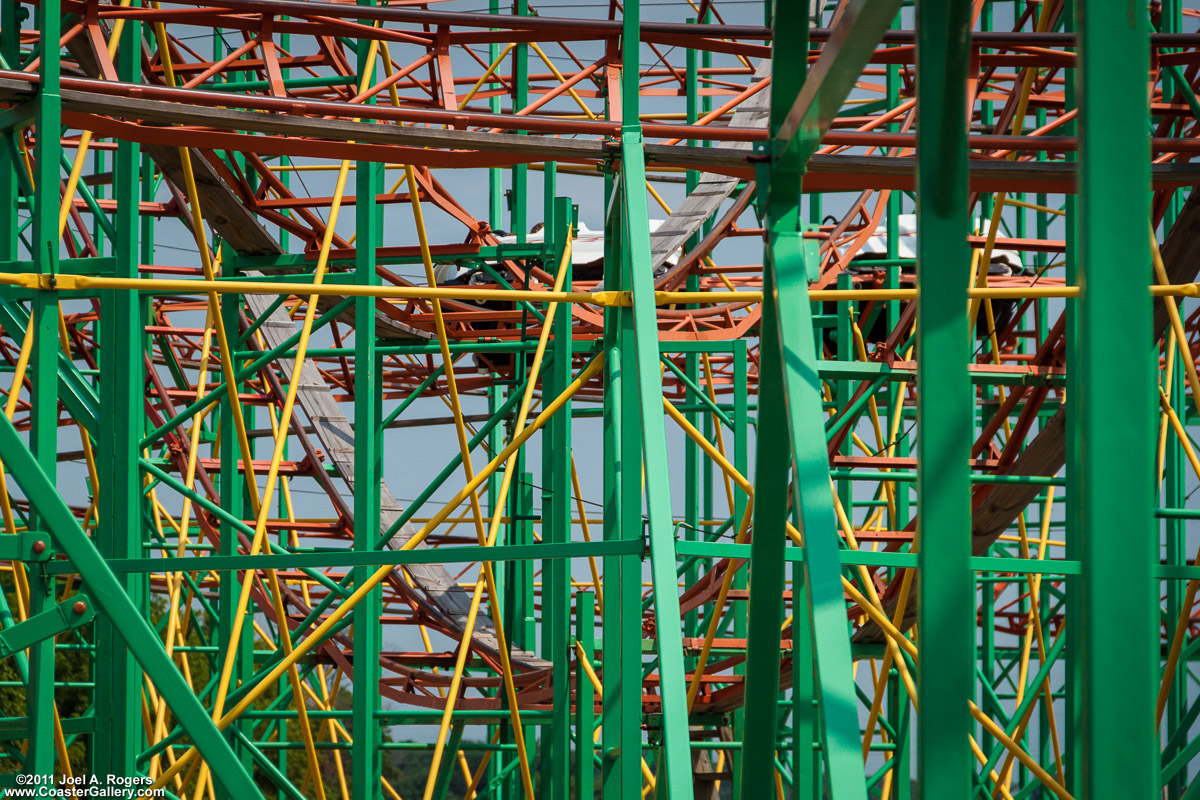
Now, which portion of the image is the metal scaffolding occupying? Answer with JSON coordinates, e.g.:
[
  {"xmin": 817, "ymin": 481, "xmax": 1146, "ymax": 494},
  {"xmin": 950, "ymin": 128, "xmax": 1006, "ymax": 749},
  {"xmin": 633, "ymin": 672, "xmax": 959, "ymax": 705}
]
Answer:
[{"xmin": 0, "ymin": 0, "xmax": 1191, "ymax": 798}]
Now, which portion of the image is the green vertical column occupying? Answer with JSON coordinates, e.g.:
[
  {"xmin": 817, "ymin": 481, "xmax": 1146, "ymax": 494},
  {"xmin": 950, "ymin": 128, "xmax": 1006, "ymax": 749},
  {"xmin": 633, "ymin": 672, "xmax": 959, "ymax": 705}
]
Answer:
[
  {"xmin": 504, "ymin": 474, "xmax": 536, "ymax": 799},
  {"xmin": 620, "ymin": 130, "xmax": 692, "ymax": 798},
  {"xmin": 540, "ymin": 197, "xmax": 573, "ymax": 800},
  {"xmin": 352, "ymin": 16, "xmax": 384, "ymax": 791},
  {"xmin": 218, "ymin": 282, "xmax": 253, "ymax": 790},
  {"xmin": 504, "ymin": 467, "xmax": 533, "ymax": 660},
  {"xmin": 746, "ymin": 0, "xmax": 878, "ymax": 796},
  {"xmin": 0, "ymin": 2, "xmax": 17, "ymax": 263},
  {"xmin": 575, "ymin": 591, "xmax": 596, "ymax": 800},
  {"xmin": 1, "ymin": 0, "xmax": 26, "ymax": 762},
  {"xmin": 738, "ymin": 205, "xmax": 794, "ymax": 794},
  {"xmin": 888, "ymin": 667, "xmax": 911, "ymax": 800},
  {"xmin": 729, "ymin": 339, "xmax": 748, "ymax": 784},
  {"xmin": 601, "ymin": 171, "xmax": 642, "ymax": 800},
  {"xmin": 93, "ymin": 13, "xmax": 144, "ymax": 778},
  {"xmin": 980, "ymin": 571, "xmax": 995, "ymax": 755},
  {"xmin": 835, "ymin": 271, "xmax": 853, "ymax": 531},
  {"xmin": 485, "ymin": 378, "xmax": 502, "ymax": 796},
  {"xmin": 914, "ymin": 2, "xmax": 973, "ymax": 798},
  {"xmin": 682, "ymin": 17, "xmax": 702, "ymax": 663},
  {"xmin": 1061, "ymin": 3, "xmax": 1082, "ymax": 785},
  {"xmin": 141, "ymin": 153, "xmax": 156, "ymax": 264},
  {"xmin": 1165, "ymin": 350, "xmax": 1186, "ymax": 800},
  {"xmin": 1074, "ymin": 4, "xmax": 1155, "ymax": 799},
  {"xmin": 511, "ymin": 0, "xmax": 528, "ymax": 241},
  {"xmin": 488, "ymin": 0, "xmax": 503, "ymax": 226},
  {"xmin": 746, "ymin": 1, "xmax": 862, "ymax": 797},
  {"xmin": 25, "ymin": 293, "xmax": 58, "ymax": 776},
  {"xmin": 615, "ymin": 2, "xmax": 692, "ymax": 784},
  {"xmin": 26, "ymin": 0, "xmax": 63, "ymax": 774},
  {"xmin": 791, "ymin": 567, "xmax": 817, "ymax": 800},
  {"xmin": 683, "ymin": 344, "xmax": 700, "ymax": 659}
]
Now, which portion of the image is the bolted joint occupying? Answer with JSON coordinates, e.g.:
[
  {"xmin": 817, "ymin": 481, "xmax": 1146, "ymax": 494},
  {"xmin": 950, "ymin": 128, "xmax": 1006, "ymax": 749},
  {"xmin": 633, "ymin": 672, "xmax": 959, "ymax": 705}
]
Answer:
[{"xmin": 0, "ymin": 531, "xmax": 54, "ymax": 562}]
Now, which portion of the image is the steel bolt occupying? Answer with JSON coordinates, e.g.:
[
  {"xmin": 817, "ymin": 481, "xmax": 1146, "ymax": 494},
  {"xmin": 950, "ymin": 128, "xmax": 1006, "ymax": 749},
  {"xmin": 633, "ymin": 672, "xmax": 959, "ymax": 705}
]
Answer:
[{"xmin": 73, "ymin": 601, "xmax": 86, "ymax": 615}]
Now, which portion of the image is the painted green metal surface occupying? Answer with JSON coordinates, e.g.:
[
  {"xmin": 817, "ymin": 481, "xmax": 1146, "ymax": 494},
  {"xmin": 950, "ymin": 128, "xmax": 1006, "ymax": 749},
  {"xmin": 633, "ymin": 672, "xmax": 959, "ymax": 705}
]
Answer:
[
  {"xmin": 914, "ymin": 2, "xmax": 974, "ymax": 798},
  {"xmin": 352, "ymin": 82, "xmax": 384, "ymax": 794},
  {"xmin": 1075, "ymin": 4, "xmax": 1156, "ymax": 799}
]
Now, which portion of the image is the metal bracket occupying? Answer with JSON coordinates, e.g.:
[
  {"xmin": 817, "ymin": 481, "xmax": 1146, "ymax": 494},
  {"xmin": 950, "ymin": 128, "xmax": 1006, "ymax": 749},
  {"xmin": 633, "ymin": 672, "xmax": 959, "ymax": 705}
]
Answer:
[
  {"xmin": 0, "ymin": 593, "xmax": 95, "ymax": 660},
  {"xmin": 802, "ymin": 223, "xmax": 822, "ymax": 282},
  {"xmin": 0, "ymin": 531, "xmax": 53, "ymax": 561}
]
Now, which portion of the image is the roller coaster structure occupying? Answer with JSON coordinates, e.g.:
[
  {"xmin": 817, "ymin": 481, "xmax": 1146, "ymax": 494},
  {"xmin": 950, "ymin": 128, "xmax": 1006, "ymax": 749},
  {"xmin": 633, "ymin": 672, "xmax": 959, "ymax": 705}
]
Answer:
[{"xmin": 0, "ymin": 0, "xmax": 1192, "ymax": 798}]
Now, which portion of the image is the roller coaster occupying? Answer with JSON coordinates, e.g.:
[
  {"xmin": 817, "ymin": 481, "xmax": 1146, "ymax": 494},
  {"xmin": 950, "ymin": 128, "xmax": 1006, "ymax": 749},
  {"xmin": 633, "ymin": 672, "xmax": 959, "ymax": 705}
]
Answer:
[{"xmin": 0, "ymin": 1, "xmax": 1193, "ymax": 799}]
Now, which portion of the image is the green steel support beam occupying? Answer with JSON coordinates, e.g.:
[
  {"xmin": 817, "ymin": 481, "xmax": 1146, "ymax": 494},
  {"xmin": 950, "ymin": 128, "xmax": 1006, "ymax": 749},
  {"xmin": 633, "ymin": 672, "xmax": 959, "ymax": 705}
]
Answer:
[
  {"xmin": 741, "ymin": 0, "xmax": 901, "ymax": 796},
  {"xmin": 0, "ymin": 532, "xmax": 50, "ymax": 562},
  {"xmin": 432, "ymin": 722, "xmax": 465, "ymax": 800},
  {"xmin": 25, "ymin": 300, "xmax": 58, "ymax": 778},
  {"xmin": 0, "ymin": 594, "xmax": 94, "ymax": 659},
  {"xmin": 0, "ymin": 406, "xmax": 261, "ymax": 797},
  {"xmin": 1062, "ymin": 7, "xmax": 1083, "ymax": 783},
  {"xmin": 683, "ymin": 27, "xmax": 702, "ymax": 687},
  {"xmin": 0, "ymin": 3, "xmax": 17, "ymax": 272},
  {"xmin": 576, "ymin": 591, "xmax": 596, "ymax": 800},
  {"xmin": 1165, "ymin": 349, "xmax": 1187, "ymax": 799},
  {"xmin": 914, "ymin": 2, "xmax": 973, "ymax": 798},
  {"xmin": 772, "ymin": 229, "xmax": 870, "ymax": 789},
  {"xmin": 620, "ymin": 125, "xmax": 693, "ymax": 798},
  {"xmin": 775, "ymin": 0, "xmax": 905, "ymax": 162},
  {"xmin": 93, "ymin": 13, "xmax": 144, "ymax": 777},
  {"xmin": 505, "ymin": 473, "xmax": 537, "ymax": 797},
  {"xmin": 740, "ymin": 3, "xmax": 808, "ymax": 793},
  {"xmin": 1074, "ymin": 4, "xmax": 1156, "ymax": 798},
  {"xmin": 0, "ymin": 99, "xmax": 37, "ymax": 134},
  {"xmin": 541, "ymin": 197, "xmax": 574, "ymax": 800},
  {"xmin": 602, "ymin": 21, "xmax": 645, "ymax": 799},
  {"xmin": 767, "ymin": 215, "xmax": 870, "ymax": 800},
  {"xmin": 351, "ymin": 36, "xmax": 384, "ymax": 794},
  {"xmin": 730, "ymin": 339, "xmax": 749, "ymax": 786},
  {"xmin": 738, "ymin": 283, "xmax": 792, "ymax": 800},
  {"xmin": 602, "ymin": 180, "xmax": 642, "ymax": 800},
  {"xmin": 0, "ymin": 19, "xmax": 15, "ymax": 728},
  {"xmin": 217, "ymin": 278, "xmax": 255, "ymax": 789},
  {"xmin": 793, "ymin": 565, "xmax": 818, "ymax": 800},
  {"xmin": 26, "ymin": 0, "xmax": 63, "ymax": 774},
  {"xmin": 0, "ymin": 295, "xmax": 98, "ymax": 433},
  {"xmin": 511, "ymin": 0, "xmax": 529, "ymax": 247}
]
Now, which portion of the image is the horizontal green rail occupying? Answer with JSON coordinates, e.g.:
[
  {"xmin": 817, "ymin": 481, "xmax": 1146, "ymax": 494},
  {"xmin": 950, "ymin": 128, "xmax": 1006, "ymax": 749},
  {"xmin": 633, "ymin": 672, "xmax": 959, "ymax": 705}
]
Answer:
[
  {"xmin": 48, "ymin": 539, "xmax": 643, "ymax": 575},
  {"xmin": 675, "ymin": 540, "xmax": 1200, "ymax": 579}
]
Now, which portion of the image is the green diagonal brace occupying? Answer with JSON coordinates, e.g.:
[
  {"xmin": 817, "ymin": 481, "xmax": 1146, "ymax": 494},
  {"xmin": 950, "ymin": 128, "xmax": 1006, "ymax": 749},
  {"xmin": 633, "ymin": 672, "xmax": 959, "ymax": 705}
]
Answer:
[
  {"xmin": 621, "ymin": 130, "xmax": 694, "ymax": 800},
  {"xmin": 0, "ymin": 593, "xmax": 94, "ymax": 659},
  {"xmin": 739, "ymin": 1, "xmax": 901, "ymax": 798},
  {"xmin": 775, "ymin": 0, "xmax": 906, "ymax": 162},
  {"xmin": 433, "ymin": 721, "xmax": 465, "ymax": 800},
  {"xmin": 0, "ymin": 296, "xmax": 99, "ymax": 434},
  {"xmin": 0, "ymin": 99, "xmax": 38, "ymax": 133},
  {"xmin": 0, "ymin": 410, "xmax": 262, "ymax": 798},
  {"xmin": 774, "ymin": 236, "xmax": 870, "ymax": 800}
]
